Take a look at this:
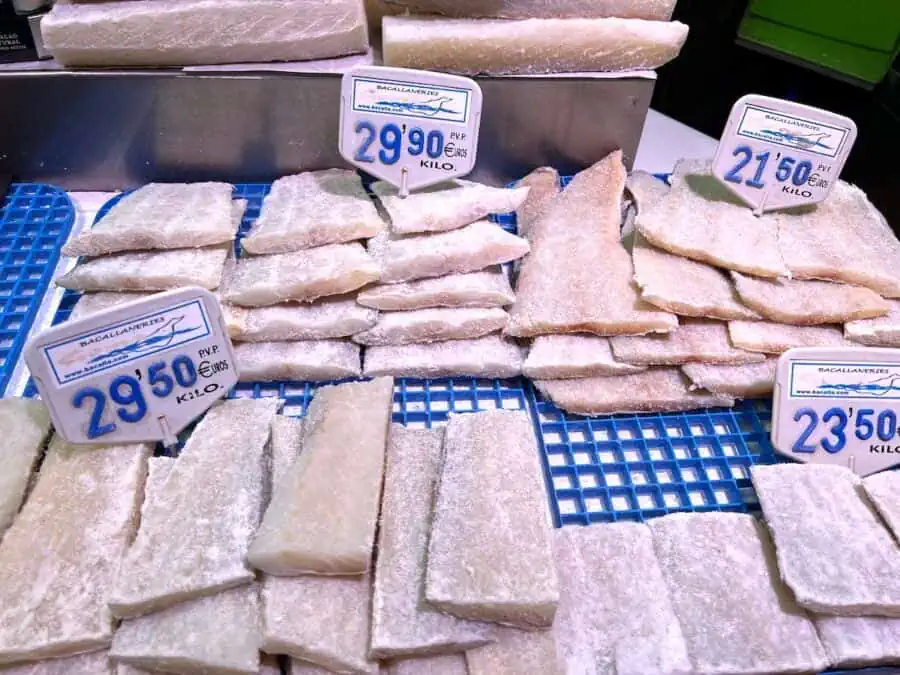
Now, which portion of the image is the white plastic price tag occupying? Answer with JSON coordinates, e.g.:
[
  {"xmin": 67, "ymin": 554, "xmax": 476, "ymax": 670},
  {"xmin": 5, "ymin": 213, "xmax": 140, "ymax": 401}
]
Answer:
[
  {"xmin": 24, "ymin": 288, "xmax": 238, "ymax": 447},
  {"xmin": 712, "ymin": 94, "xmax": 857, "ymax": 214},
  {"xmin": 339, "ymin": 66, "xmax": 483, "ymax": 195},
  {"xmin": 771, "ymin": 347, "xmax": 900, "ymax": 476}
]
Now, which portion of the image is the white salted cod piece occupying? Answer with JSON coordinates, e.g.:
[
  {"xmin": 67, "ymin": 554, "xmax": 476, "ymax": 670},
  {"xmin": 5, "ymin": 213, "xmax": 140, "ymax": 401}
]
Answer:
[
  {"xmin": 260, "ymin": 416, "xmax": 379, "ymax": 674},
  {"xmin": 507, "ymin": 151, "xmax": 678, "ymax": 337},
  {"xmin": 69, "ymin": 291, "xmax": 152, "ymax": 321},
  {"xmin": 111, "ymin": 457, "xmax": 261, "ymax": 675},
  {"xmin": 0, "ymin": 651, "xmax": 115, "ymax": 674},
  {"xmin": 635, "ymin": 160, "xmax": 788, "ymax": 278},
  {"xmin": 353, "ymin": 307, "xmax": 508, "ymax": 346},
  {"xmin": 752, "ymin": 464, "xmax": 900, "ymax": 616},
  {"xmin": 369, "ymin": 221, "xmax": 529, "ymax": 284},
  {"xmin": 243, "ymin": 170, "xmax": 385, "ymax": 254},
  {"xmin": 109, "ymin": 398, "xmax": 278, "ymax": 619},
  {"xmin": 426, "ymin": 410, "xmax": 559, "ymax": 629},
  {"xmin": 729, "ymin": 320, "xmax": 853, "ymax": 353},
  {"xmin": 863, "ymin": 470, "xmax": 900, "ymax": 544},
  {"xmin": 0, "ymin": 437, "xmax": 151, "ymax": 664},
  {"xmin": 649, "ymin": 512, "xmax": 829, "ymax": 675},
  {"xmin": 62, "ymin": 184, "xmax": 241, "ymax": 257},
  {"xmin": 523, "ymin": 335, "xmax": 646, "ymax": 379},
  {"xmin": 815, "ymin": 614, "xmax": 900, "ymax": 669},
  {"xmin": 535, "ymin": 368, "xmax": 734, "ymax": 416},
  {"xmin": 373, "ymin": 179, "xmax": 529, "ymax": 235},
  {"xmin": 382, "ymin": 0, "xmax": 678, "ymax": 20},
  {"xmin": 386, "ymin": 654, "xmax": 467, "ymax": 675},
  {"xmin": 731, "ymin": 272, "xmax": 889, "ymax": 325},
  {"xmin": 356, "ymin": 269, "xmax": 515, "ymax": 310},
  {"xmin": 225, "ymin": 296, "xmax": 378, "ymax": 341},
  {"xmin": 382, "ymin": 16, "xmax": 689, "ymax": 75},
  {"xmin": 42, "ymin": 0, "xmax": 369, "ymax": 68},
  {"xmin": 249, "ymin": 378, "xmax": 393, "ymax": 576},
  {"xmin": 234, "ymin": 340, "xmax": 361, "ymax": 382},
  {"xmin": 57, "ymin": 246, "xmax": 229, "ymax": 292},
  {"xmin": 466, "ymin": 627, "xmax": 562, "ymax": 675},
  {"xmin": 221, "ymin": 243, "xmax": 380, "ymax": 306},
  {"xmin": 554, "ymin": 522, "xmax": 691, "ymax": 675},
  {"xmin": 514, "ymin": 167, "xmax": 561, "ymax": 241},
  {"xmin": 371, "ymin": 426, "xmax": 494, "ymax": 659},
  {"xmin": 363, "ymin": 335, "xmax": 524, "ymax": 379},
  {"xmin": 610, "ymin": 319, "xmax": 765, "ymax": 365},
  {"xmin": 682, "ymin": 358, "xmax": 778, "ymax": 398},
  {"xmin": 0, "ymin": 398, "xmax": 51, "ymax": 536},
  {"xmin": 846, "ymin": 299, "xmax": 900, "ymax": 347}
]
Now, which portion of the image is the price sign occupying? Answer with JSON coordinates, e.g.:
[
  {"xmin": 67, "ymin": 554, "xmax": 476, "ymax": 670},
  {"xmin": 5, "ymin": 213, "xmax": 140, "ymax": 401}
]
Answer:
[
  {"xmin": 771, "ymin": 347, "xmax": 900, "ymax": 476},
  {"xmin": 25, "ymin": 288, "xmax": 237, "ymax": 447},
  {"xmin": 339, "ymin": 66, "xmax": 483, "ymax": 195},
  {"xmin": 712, "ymin": 94, "xmax": 857, "ymax": 214}
]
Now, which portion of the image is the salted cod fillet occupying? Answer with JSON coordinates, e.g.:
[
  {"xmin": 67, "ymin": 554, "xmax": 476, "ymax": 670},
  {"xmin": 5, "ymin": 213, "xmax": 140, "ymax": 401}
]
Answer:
[
  {"xmin": 815, "ymin": 614, "xmax": 900, "ymax": 668},
  {"xmin": 515, "ymin": 167, "xmax": 561, "ymax": 240},
  {"xmin": 352, "ymin": 307, "xmax": 508, "ymax": 346},
  {"xmin": 369, "ymin": 221, "xmax": 529, "ymax": 283},
  {"xmin": 63, "ymin": 184, "xmax": 241, "ymax": 257},
  {"xmin": 242, "ymin": 170, "xmax": 385, "ymax": 254},
  {"xmin": 249, "ymin": 378, "xmax": 393, "ymax": 576},
  {"xmin": 70, "ymin": 291, "xmax": 151, "ymax": 321},
  {"xmin": 523, "ymin": 334, "xmax": 645, "ymax": 379},
  {"xmin": 386, "ymin": 655, "xmax": 468, "ymax": 675},
  {"xmin": 382, "ymin": 16, "xmax": 689, "ymax": 75},
  {"xmin": 426, "ymin": 410, "xmax": 559, "ymax": 629},
  {"xmin": 0, "ymin": 399, "xmax": 51, "ymax": 537},
  {"xmin": 729, "ymin": 320, "xmax": 852, "ymax": 353},
  {"xmin": 554, "ymin": 522, "xmax": 691, "ymax": 675},
  {"xmin": 507, "ymin": 150, "xmax": 678, "ymax": 337},
  {"xmin": 234, "ymin": 340, "xmax": 361, "ymax": 382},
  {"xmin": 0, "ymin": 651, "xmax": 114, "ymax": 674},
  {"xmin": 0, "ymin": 437, "xmax": 151, "ymax": 664},
  {"xmin": 382, "ymin": 0, "xmax": 677, "ymax": 20},
  {"xmin": 535, "ymin": 369, "xmax": 734, "ymax": 415},
  {"xmin": 466, "ymin": 627, "xmax": 562, "ymax": 675},
  {"xmin": 636, "ymin": 160, "xmax": 788, "ymax": 278},
  {"xmin": 649, "ymin": 512, "xmax": 829, "ymax": 675},
  {"xmin": 863, "ymin": 470, "xmax": 900, "ymax": 545},
  {"xmin": 845, "ymin": 299, "xmax": 900, "ymax": 347},
  {"xmin": 371, "ymin": 426, "xmax": 493, "ymax": 659},
  {"xmin": 682, "ymin": 358, "xmax": 778, "ymax": 398},
  {"xmin": 752, "ymin": 464, "xmax": 900, "ymax": 616},
  {"xmin": 220, "ymin": 243, "xmax": 380, "ymax": 306},
  {"xmin": 363, "ymin": 335, "xmax": 523, "ymax": 378},
  {"xmin": 42, "ymin": 0, "xmax": 369, "ymax": 68},
  {"xmin": 610, "ymin": 319, "xmax": 765, "ymax": 365},
  {"xmin": 731, "ymin": 272, "xmax": 889, "ymax": 325},
  {"xmin": 372, "ymin": 179, "xmax": 528, "ymax": 235},
  {"xmin": 57, "ymin": 246, "xmax": 228, "ymax": 292},
  {"xmin": 226, "ymin": 297, "xmax": 377, "ymax": 341},
  {"xmin": 356, "ymin": 269, "xmax": 515, "ymax": 310}
]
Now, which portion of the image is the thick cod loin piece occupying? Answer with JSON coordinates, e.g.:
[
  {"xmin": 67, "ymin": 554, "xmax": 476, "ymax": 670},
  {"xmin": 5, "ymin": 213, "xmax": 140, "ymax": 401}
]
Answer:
[
  {"xmin": 0, "ymin": 399, "xmax": 51, "ymax": 536},
  {"xmin": 610, "ymin": 319, "xmax": 764, "ymax": 365},
  {"xmin": 353, "ymin": 307, "xmax": 508, "ymax": 346},
  {"xmin": 682, "ymin": 358, "xmax": 778, "ymax": 398},
  {"xmin": 364, "ymin": 335, "xmax": 523, "ymax": 378},
  {"xmin": 225, "ymin": 297, "xmax": 377, "ymax": 341},
  {"xmin": 357, "ymin": 269, "xmax": 515, "ymax": 310},
  {"xmin": 523, "ymin": 334, "xmax": 645, "ymax": 379},
  {"xmin": 845, "ymin": 299, "xmax": 900, "ymax": 347},
  {"xmin": 466, "ymin": 626, "xmax": 562, "ymax": 675},
  {"xmin": 0, "ymin": 651, "xmax": 115, "ymax": 674},
  {"xmin": 234, "ymin": 340, "xmax": 361, "ymax": 382},
  {"xmin": 729, "ymin": 320, "xmax": 852, "ymax": 353},
  {"xmin": 863, "ymin": 470, "xmax": 900, "ymax": 544},
  {"xmin": 815, "ymin": 614, "xmax": 900, "ymax": 669}
]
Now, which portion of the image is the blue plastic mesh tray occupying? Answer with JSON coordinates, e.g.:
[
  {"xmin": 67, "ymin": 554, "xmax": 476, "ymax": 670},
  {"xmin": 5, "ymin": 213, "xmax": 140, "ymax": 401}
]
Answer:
[{"xmin": 0, "ymin": 184, "xmax": 76, "ymax": 396}]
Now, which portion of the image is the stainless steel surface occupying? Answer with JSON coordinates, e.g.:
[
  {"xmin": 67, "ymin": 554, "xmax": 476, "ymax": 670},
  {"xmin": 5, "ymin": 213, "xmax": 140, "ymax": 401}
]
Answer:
[{"xmin": 0, "ymin": 71, "xmax": 653, "ymax": 189}]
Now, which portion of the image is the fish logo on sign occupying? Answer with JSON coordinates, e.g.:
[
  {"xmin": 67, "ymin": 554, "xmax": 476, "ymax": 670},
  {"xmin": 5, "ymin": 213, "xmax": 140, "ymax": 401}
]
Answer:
[
  {"xmin": 818, "ymin": 373, "xmax": 900, "ymax": 398},
  {"xmin": 374, "ymin": 96, "xmax": 460, "ymax": 118},
  {"xmin": 757, "ymin": 129, "xmax": 834, "ymax": 152},
  {"xmin": 89, "ymin": 316, "xmax": 202, "ymax": 363}
]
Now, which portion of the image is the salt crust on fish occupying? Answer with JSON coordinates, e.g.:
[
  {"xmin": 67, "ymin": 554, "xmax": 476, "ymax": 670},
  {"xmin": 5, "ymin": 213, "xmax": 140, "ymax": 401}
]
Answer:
[
  {"xmin": 815, "ymin": 613, "xmax": 900, "ymax": 669},
  {"xmin": 57, "ymin": 246, "xmax": 229, "ymax": 292},
  {"xmin": 234, "ymin": 340, "xmax": 361, "ymax": 381},
  {"xmin": 63, "ymin": 183, "xmax": 240, "ymax": 257},
  {"xmin": 243, "ymin": 170, "xmax": 385, "ymax": 254},
  {"xmin": 0, "ymin": 437, "xmax": 151, "ymax": 664},
  {"xmin": 752, "ymin": 464, "xmax": 900, "ymax": 616},
  {"xmin": 514, "ymin": 167, "xmax": 561, "ymax": 240},
  {"xmin": 372, "ymin": 179, "xmax": 528, "ymax": 235},
  {"xmin": 371, "ymin": 426, "xmax": 493, "ymax": 659},
  {"xmin": 682, "ymin": 358, "xmax": 777, "ymax": 398},
  {"xmin": 731, "ymin": 272, "xmax": 889, "ymax": 325},
  {"xmin": 383, "ymin": 0, "xmax": 677, "ymax": 20},
  {"xmin": 0, "ymin": 399, "xmax": 50, "ymax": 536},
  {"xmin": 554, "ymin": 522, "xmax": 691, "ymax": 675},
  {"xmin": 364, "ymin": 335, "xmax": 523, "ymax": 378},
  {"xmin": 221, "ymin": 243, "xmax": 380, "ymax": 306},
  {"xmin": 729, "ymin": 320, "xmax": 852, "ymax": 353},
  {"xmin": 610, "ymin": 319, "xmax": 764, "ymax": 365},
  {"xmin": 863, "ymin": 471, "xmax": 900, "ymax": 545},
  {"xmin": 356, "ymin": 269, "xmax": 514, "ymax": 310},
  {"xmin": 426, "ymin": 410, "xmax": 558, "ymax": 629},
  {"xmin": 466, "ymin": 626, "xmax": 562, "ymax": 675},
  {"xmin": 1, "ymin": 651, "xmax": 115, "ymax": 674},
  {"xmin": 249, "ymin": 378, "xmax": 392, "ymax": 576},
  {"xmin": 109, "ymin": 399, "xmax": 277, "ymax": 619},
  {"xmin": 649, "ymin": 512, "xmax": 829, "ymax": 675},
  {"xmin": 69, "ymin": 291, "xmax": 151, "ymax": 321},
  {"xmin": 507, "ymin": 151, "xmax": 677, "ymax": 337},
  {"xmin": 523, "ymin": 334, "xmax": 645, "ymax": 379},
  {"xmin": 383, "ymin": 16, "xmax": 689, "ymax": 75},
  {"xmin": 386, "ymin": 654, "xmax": 468, "ymax": 675},
  {"xmin": 369, "ymin": 221, "xmax": 529, "ymax": 283},
  {"xmin": 353, "ymin": 307, "xmax": 508, "ymax": 346},
  {"xmin": 845, "ymin": 298, "xmax": 900, "ymax": 347},
  {"xmin": 535, "ymin": 368, "xmax": 734, "ymax": 416},
  {"xmin": 226, "ymin": 297, "xmax": 377, "ymax": 341}
]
